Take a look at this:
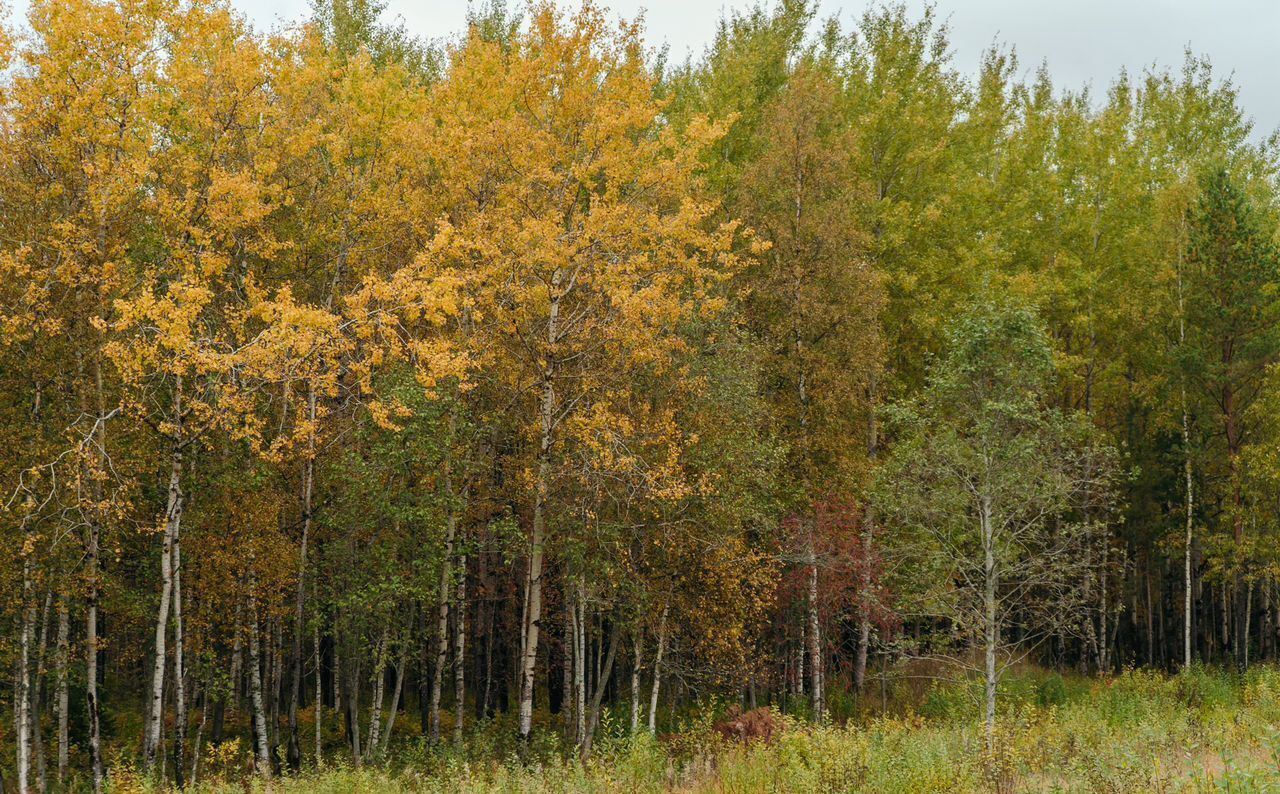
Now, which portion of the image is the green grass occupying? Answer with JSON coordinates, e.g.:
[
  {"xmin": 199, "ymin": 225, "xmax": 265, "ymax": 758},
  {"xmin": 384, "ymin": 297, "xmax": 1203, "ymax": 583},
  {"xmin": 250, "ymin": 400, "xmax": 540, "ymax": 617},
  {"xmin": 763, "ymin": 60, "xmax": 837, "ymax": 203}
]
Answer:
[{"xmin": 104, "ymin": 666, "xmax": 1280, "ymax": 793}]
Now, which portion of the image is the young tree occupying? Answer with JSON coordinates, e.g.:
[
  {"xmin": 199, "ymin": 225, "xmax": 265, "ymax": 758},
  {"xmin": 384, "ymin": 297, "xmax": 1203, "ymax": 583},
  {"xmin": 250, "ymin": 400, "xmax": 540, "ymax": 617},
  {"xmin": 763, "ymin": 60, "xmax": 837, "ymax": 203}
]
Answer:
[{"xmin": 878, "ymin": 300, "xmax": 1120, "ymax": 745}]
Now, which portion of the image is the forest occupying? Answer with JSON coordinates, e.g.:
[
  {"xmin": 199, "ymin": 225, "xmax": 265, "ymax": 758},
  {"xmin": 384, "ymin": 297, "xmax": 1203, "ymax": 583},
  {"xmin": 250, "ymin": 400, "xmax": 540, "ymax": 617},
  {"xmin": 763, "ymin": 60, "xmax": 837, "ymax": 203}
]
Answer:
[{"xmin": 2, "ymin": 0, "xmax": 1280, "ymax": 791}]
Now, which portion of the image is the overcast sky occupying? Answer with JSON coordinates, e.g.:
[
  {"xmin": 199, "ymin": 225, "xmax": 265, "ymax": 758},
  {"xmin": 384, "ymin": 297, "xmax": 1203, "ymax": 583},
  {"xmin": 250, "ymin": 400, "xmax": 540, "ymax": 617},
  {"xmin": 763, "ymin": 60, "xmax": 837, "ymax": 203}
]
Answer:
[{"xmin": 13, "ymin": 0, "xmax": 1280, "ymax": 138}]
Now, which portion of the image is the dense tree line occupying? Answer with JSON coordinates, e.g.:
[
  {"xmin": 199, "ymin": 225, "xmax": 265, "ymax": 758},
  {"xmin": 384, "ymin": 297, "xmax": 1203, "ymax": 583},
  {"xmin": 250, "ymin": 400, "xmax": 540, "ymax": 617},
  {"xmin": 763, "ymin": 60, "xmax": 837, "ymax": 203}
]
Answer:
[{"xmin": 2, "ymin": 0, "xmax": 1279, "ymax": 788}]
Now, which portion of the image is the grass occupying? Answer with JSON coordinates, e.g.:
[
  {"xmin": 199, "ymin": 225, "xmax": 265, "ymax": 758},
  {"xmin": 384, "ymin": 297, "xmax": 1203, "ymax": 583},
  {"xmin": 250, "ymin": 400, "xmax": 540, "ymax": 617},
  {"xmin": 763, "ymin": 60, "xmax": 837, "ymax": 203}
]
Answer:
[{"xmin": 103, "ymin": 665, "xmax": 1280, "ymax": 793}]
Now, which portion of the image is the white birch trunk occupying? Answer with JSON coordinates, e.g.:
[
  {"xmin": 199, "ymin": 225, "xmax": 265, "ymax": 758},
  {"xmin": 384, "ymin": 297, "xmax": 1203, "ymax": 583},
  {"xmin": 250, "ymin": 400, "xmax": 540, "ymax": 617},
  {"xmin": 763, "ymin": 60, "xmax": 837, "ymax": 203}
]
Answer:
[
  {"xmin": 172, "ymin": 531, "xmax": 188, "ymax": 787},
  {"xmin": 314, "ymin": 619, "xmax": 323, "ymax": 766},
  {"xmin": 629, "ymin": 634, "xmax": 642, "ymax": 734},
  {"xmin": 574, "ymin": 586, "xmax": 586, "ymax": 747},
  {"xmin": 381, "ymin": 642, "xmax": 408, "ymax": 753},
  {"xmin": 55, "ymin": 595, "xmax": 69, "ymax": 786},
  {"xmin": 519, "ymin": 269, "xmax": 562, "ymax": 742},
  {"xmin": 16, "ymin": 559, "xmax": 33, "ymax": 794},
  {"xmin": 288, "ymin": 386, "xmax": 317, "ymax": 771},
  {"xmin": 144, "ymin": 430, "xmax": 184, "ymax": 773},
  {"xmin": 981, "ymin": 493, "xmax": 998, "ymax": 749},
  {"xmin": 364, "ymin": 630, "xmax": 388, "ymax": 758},
  {"xmin": 647, "ymin": 603, "xmax": 668, "ymax": 734},
  {"xmin": 807, "ymin": 543, "xmax": 823, "ymax": 722},
  {"xmin": 454, "ymin": 553, "xmax": 467, "ymax": 746},
  {"xmin": 247, "ymin": 580, "xmax": 273, "ymax": 776}
]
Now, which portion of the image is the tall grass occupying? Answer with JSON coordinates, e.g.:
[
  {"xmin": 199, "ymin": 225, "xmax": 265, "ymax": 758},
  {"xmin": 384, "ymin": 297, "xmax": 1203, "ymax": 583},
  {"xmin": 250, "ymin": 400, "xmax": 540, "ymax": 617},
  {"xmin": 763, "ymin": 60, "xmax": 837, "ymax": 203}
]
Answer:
[{"xmin": 105, "ymin": 666, "xmax": 1280, "ymax": 793}]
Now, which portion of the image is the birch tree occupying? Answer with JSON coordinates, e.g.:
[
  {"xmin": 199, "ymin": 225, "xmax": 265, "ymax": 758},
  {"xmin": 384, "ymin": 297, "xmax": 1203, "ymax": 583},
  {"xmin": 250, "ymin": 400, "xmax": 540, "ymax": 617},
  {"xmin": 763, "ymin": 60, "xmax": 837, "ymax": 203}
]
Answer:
[{"xmin": 878, "ymin": 299, "xmax": 1121, "ymax": 746}]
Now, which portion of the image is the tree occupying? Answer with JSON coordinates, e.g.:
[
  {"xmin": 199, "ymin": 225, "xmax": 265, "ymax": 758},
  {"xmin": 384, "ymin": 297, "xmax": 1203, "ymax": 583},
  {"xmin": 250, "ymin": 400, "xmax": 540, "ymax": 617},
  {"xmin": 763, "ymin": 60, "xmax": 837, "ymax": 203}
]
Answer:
[
  {"xmin": 878, "ymin": 299, "xmax": 1121, "ymax": 745},
  {"xmin": 736, "ymin": 61, "xmax": 882, "ymax": 717},
  {"xmin": 419, "ymin": 1, "xmax": 748, "ymax": 741},
  {"xmin": 1180, "ymin": 167, "xmax": 1280, "ymax": 668}
]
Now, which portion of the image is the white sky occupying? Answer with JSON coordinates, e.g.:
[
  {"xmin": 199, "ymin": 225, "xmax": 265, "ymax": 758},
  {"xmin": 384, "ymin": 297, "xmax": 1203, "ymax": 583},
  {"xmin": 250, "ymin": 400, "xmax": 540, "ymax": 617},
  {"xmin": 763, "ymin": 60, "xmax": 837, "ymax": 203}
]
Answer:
[{"xmin": 10, "ymin": 0, "xmax": 1280, "ymax": 139}]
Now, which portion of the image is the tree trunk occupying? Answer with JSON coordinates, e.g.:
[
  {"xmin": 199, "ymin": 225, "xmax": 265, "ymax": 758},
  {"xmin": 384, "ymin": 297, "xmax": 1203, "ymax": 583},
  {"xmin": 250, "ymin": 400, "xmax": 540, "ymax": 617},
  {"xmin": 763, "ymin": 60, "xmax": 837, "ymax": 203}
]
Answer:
[
  {"xmin": 270, "ymin": 618, "xmax": 283, "ymax": 759},
  {"xmin": 172, "ymin": 530, "xmax": 188, "ymax": 788},
  {"xmin": 145, "ymin": 427, "xmax": 184, "ymax": 774},
  {"xmin": 795, "ymin": 620, "xmax": 805, "ymax": 699},
  {"xmin": 519, "ymin": 270, "xmax": 562, "ymax": 743},
  {"xmin": 288, "ymin": 386, "xmax": 317, "ymax": 773},
  {"xmin": 1245, "ymin": 580, "xmax": 1254, "ymax": 670},
  {"xmin": 15, "ymin": 558, "xmax": 34, "ymax": 794},
  {"xmin": 333, "ymin": 623, "xmax": 343, "ymax": 743},
  {"xmin": 32, "ymin": 590, "xmax": 52, "ymax": 794},
  {"xmin": 55, "ymin": 595, "xmax": 69, "ymax": 786},
  {"xmin": 1098, "ymin": 542, "xmax": 1110, "ymax": 674},
  {"xmin": 85, "ymin": 357, "xmax": 107, "ymax": 793},
  {"xmin": 365, "ymin": 630, "xmax": 389, "ymax": 758},
  {"xmin": 582, "ymin": 620, "xmax": 619, "ymax": 756},
  {"xmin": 562, "ymin": 595, "xmax": 574, "ymax": 732},
  {"xmin": 807, "ymin": 543, "xmax": 823, "ymax": 722},
  {"xmin": 629, "ymin": 634, "xmax": 642, "ymax": 734},
  {"xmin": 482, "ymin": 601, "xmax": 495, "ymax": 720},
  {"xmin": 190, "ymin": 688, "xmax": 208, "ymax": 786},
  {"xmin": 346, "ymin": 652, "xmax": 361, "ymax": 761},
  {"xmin": 647, "ymin": 603, "xmax": 669, "ymax": 734},
  {"xmin": 454, "ymin": 553, "xmax": 467, "ymax": 746},
  {"xmin": 381, "ymin": 642, "xmax": 408, "ymax": 753},
  {"xmin": 1177, "ymin": 222, "xmax": 1195, "ymax": 671},
  {"xmin": 574, "ymin": 586, "xmax": 586, "ymax": 747},
  {"xmin": 247, "ymin": 580, "xmax": 273, "ymax": 777},
  {"xmin": 429, "ymin": 506, "xmax": 457, "ymax": 742},
  {"xmin": 314, "ymin": 619, "xmax": 323, "ymax": 766},
  {"xmin": 981, "ymin": 493, "xmax": 998, "ymax": 750}
]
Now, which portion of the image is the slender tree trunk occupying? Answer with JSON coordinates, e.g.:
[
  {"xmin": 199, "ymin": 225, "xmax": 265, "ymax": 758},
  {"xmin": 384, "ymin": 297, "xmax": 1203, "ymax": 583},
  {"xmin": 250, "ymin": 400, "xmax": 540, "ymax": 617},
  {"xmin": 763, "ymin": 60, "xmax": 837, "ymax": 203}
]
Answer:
[
  {"xmin": 519, "ymin": 273, "xmax": 562, "ymax": 743},
  {"xmin": 333, "ymin": 622, "xmax": 342, "ymax": 741},
  {"xmin": 1245, "ymin": 580, "xmax": 1254, "ymax": 669},
  {"xmin": 482, "ymin": 601, "xmax": 495, "ymax": 719},
  {"xmin": 145, "ymin": 419, "xmax": 184, "ymax": 773},
  {"xmin": 246, "ymin": 576, "xmax": 272, "ymax": 777},
  {"xmin": 807, "ymin": 542, "xmax": 823, "ymax": 722},
  {"xmin": 84, "ymin": 358, "xmax": 107, "ymax": 793},
  {"xmin": 172, "ymin": 530, "xmax": 188, "ymax": 788},
  {"xmin": 288, "ymin": 387, "xmax": 317, "ymax": 772},
  {"xmin": 981, "ymin": 494, "xmax": 998, "ymax": 750},
  {"xmin": 270, "ymin": 618, "xmax": 283, "ymax": 757},
  {"xmin": 1177, "ymin": 222, "xmax": 1195, "ymax": 671},
  {"xmin": 32, "ymin": 591, "xmax": 52, "ymax": 794},
  {"xmin": 562, "ymin": 595, "xmax": 574, "ymax": 733},
  {"xmin": 229, "ymin": 602, "xmax": 244, "ymax": 719},
  {"xmin": 795, "ymin": 620, "xmax": 805, "ymax": 699},
  {"xmin": 430, "ymin": 513, "xmax": 457, "ymax": 742},
  {"xmin": 365, "ymin": 630, "xmax": 389, "ymax": 758},
  {"xmin": 1098, "ymin": 542, "xmax": 1110, "ymax": 673},
  {"xmin": 55, "ymin": 595, "xmax": 69, "ymax": 786},
  {"xmin": 346, "ymin": 653, "xmax": 361, "ymax": 761},
  {"xmin": 629, "ymin": 634, "xmax": 643, "ymax": 734},
  {"xmin": 582, "ymin": 620, "xmax": 619, "ymax": 755},
  {"xmin": 314, "ymin": 619, "xmax": 323, "ymax": 766},
  {"xmin": 190, "ymin": 688, "xmax": 208, "ymax": 786},
  {"xmin": 574, "ymin": 586, "xmax": 586, "ymax": 747},
  {"xmin": 647, "ymin": 603, "xmax": 668, "ymax": 734},
  {"xmin": 454, "ymin": 553, "xmax": 467, "ymax": 746},
  {"xmin": 381, "ymin": 642, "xmax": 408, "ymax": 753},
  {"xmin": 16, "ymin": 558, "xmax": 34, "ymax": 794}
]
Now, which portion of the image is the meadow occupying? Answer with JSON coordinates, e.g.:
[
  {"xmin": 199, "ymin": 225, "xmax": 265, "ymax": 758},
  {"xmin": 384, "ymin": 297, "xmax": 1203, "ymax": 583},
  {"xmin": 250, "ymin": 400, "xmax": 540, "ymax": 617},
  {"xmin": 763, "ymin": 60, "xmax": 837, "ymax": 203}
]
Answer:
[{"xmin": 102, "ymin": 666, "xmax": 1280, "ymax": 793}]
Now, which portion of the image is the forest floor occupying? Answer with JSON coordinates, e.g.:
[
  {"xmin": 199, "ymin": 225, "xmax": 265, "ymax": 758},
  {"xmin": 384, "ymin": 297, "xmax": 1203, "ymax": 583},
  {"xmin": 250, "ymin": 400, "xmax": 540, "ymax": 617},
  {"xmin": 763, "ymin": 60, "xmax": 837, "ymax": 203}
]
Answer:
[{"xmin": 107, "ymin": 665, "xmax": 1280, "ymax": 793}]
